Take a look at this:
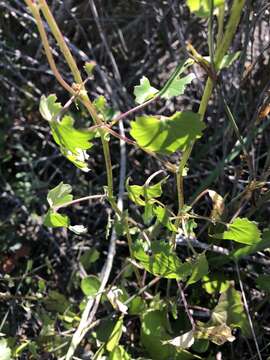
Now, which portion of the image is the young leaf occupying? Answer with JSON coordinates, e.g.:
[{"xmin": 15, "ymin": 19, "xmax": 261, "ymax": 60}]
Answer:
[
  {"xmin": 159, "ymin": 58, "xmax": 195, "ymax": 99},
  {"xmin": 130, "ymin": 111, "xmax": 205, "ymax": 155},
  {"xmin": 81, "ymin": 275, "xmax": 101, "ymax": 297},
  {"xmin": 106, "ymin": 317, "xmax": 124, "ymax": 352},
  {"xmin": 47, "ymin": 182, "xmax": 73, "ymax": 208},
  {"xmin": 39, "ymin": 94, "xmax": 61, "ymax": 121},
  {"xmin": 219, "ymin": 52, "xmax": 241, "ymax": 69},
  {"xmin": 133, "ymin": 240, "xmax": 192, "ymax": 280},
  {"xmin": 161, "ymin": 73, "xmax": 195, "ymax": 100},
  {"xmin": 44, "ymin": 210, "xmax": 69, "ymax": 228},
  {"xmin": 214, "ymin": 217, "xmax": 261, "ymax": 245},
  {"xmin": 126, "ymin": 177, "xmax": 165, "ymax": 206},
  {"xmin": 93, "ymin": 96, "xmax": 116, "ymax": 122},
  {"xmin": 51, "ymin": 115, "xmax": 95, "ymax": 172},
  {"xmin": 187, "ymin": 253, "xmax": 209, "ymax": 286},
  {"xmin": 84, "ymin": 61, "xmax": 96, "ymax": 76},
  {"xmin": 134, "ymin": 76, "xmax": 159, "ymax": 104}
]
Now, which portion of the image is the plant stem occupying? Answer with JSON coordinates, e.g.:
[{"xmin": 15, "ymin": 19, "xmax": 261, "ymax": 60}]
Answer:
[
  {"xmin": 53, "ymin": 194, "xmax": 106, "ymax": 212},
  {"xmin": 199, "ymin": 0, "xmax": 246, "ymax": 119}
]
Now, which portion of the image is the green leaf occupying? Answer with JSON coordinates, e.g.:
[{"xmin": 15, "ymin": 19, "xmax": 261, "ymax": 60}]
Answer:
[
  {"xmin": 47, "ymin": 182, "xmax": 73, "ymax": 208},
  {"xmin": 126, "ymin": 177, "xmax": 165, "ymax": 206},
  {"xmin": 133, "ymin": 240, "xmax": 192, "ymax": 279},
  {"xmin": 84, "ymin": 61, "xmax": 96, "ymax": 76},
  {"xmin": 43, "ymin": 291, "xmax": 70, "ymax": 314},
  {"xmin": 81, "ymin": 275, "xmax": 101, "ymax": 297},
  {"xmin": 230, "ymin": 228, "xmax": 270, "ymax": 261},
  {"xmin": 130, "ymin": 111, "xmax": 205, "ymax": 155},
  {"xmin": 256, "ymin": 275, "xmax": 270, "ymax": 293},
  {"xmin": 140, "ymin": 309, "xmax": 175, "ymax": 360},
  {"xmin": 202, "ymin": 273, "xmax": 230, "ymax": 294},
  {"xmin": 134, "ymin": 76, "xmax": 159, "ymax": 104},
  {"xmin": 106, "ymin": 317, "xmax": 123, "ymax": 352},
  {"xmin": 93, "ymin": 96, "xmax": 116, "ymax": 122},
  {"xmin": 80, "ymin": 248, "xmax": 100, "ymax": 270},
  {"xmin": 211, "ymin": 286, "xmax": 250, "ymax": 337},
  {"xmin": 0, "ymin": 339, "xmax": 11, "ymax": 360},
  {"xmin": 154, "ymin": 206, "xmax": 177, "ymax": 232},
  {"xmin": 44, "ymin": 210, "xmax": 69, "ymax": 228},
  {"xmin": 187, "ymin": 253, "xmax": 208, "ymax": 286},
  {"xmin": 219, "ymin": 51, "xmax": 241, "ymax": 69},
  {"xmin": 214, "ymin": 217, "xmax": 261, "ymax": 245},
  {"xmin": 159, "ymin": 58, "xmax": 195, "ymax": 99},
  {"xmin": 109, "ymin": 345, "xmax": 131, "ymax": 360},
  {"xmin": 187, "ymin": 0, "xmax": 224, "ymax": 17},
  {"xmin": 39, "ymin": 94, "xmax": 61, "ymax": 121},
  {"xmin": 161, "ymin": 73, "xmax": 195, "ymax": 100},
  {"xmin": 51, "ymin": 115, "xmax": 95, "ymax": 172},
  {"xmin": 129, "ymin": 296, "xmax": 147, "ymax": 315}
]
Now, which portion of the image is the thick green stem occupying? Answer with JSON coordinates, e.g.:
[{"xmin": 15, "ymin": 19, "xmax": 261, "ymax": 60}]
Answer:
[{"xmin": 199, "ymin": 0, "xmax": 246, "ymax": 119}]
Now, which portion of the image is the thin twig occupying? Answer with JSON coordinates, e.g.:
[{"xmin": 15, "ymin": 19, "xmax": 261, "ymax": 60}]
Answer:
[{"xmin": 235, "ymin": 263, "xmax": 262, "ymax": 360}]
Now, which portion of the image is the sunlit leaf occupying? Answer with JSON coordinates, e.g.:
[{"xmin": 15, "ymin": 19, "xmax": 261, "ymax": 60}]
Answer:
[
  {"xmin": 154, "ymin": 205, "xmax": 177, "ymax": 232},
  {"xmin": 161, "ymin": 73, "xmax": 195, "ymax": 100},
  {"xmin": 130, "ymin": 111, "xmax": 205, "ymax": 155},
  {"xmin": 81, "ymin": 275, "xmax": 100, "ymax": 297},
  {"xmin": 106, "ymin": 317, "xmax": 123, "ymax": 352},
  {"xmin": 202, "ymin": 273, "xmax": 230, "ymax": 294},
  {"xmin": 186, "ymin": 0, "xmax": 224, "ymax": 17},
  {"xmin": 187, "ymin": 253, "xmax": 208, "ymax": 286},
  {"xmin": 141, "ymin": 309, "xmax": 175, "ymax": 360},
  {"xmin": 134, "ymin": 76, "xmax": 159, "ymax": 104},
  {"xmin": 47, "ymin": 182, "xmax": 73, "ymax": 208},
  {"xmin": 133, "ymin": 240, "xmax": 192, "ymax": 279},
  {"xmin": 126, "ymin": 177, "xmax": 166, "ymax": 206},
  {"xmin": 219, "ymin": 51, "xmax": 241, "ymax": 69},
  {"xmin": 230, "ymin": 228, "xmax": 270, "ymax": 260},
  {"xmin": 39, "ymin": 94, "xmax": 61, "ymax": 121},
  {"xmin": 163, "ymin": 330, "xmax": 195, "ymax": 349},
  {"xmin": 0, "ymin": 339, "xmax": 11, "ymax": 360},
  {"xmin": 109, "ymin": 345, "xmax": 131, "ymax": 360},
  {"xmin": 214, "ymin": 217, "xmax": 261, "ymax": 245},
  {"xmin": 51, "ymin": 115, "xmax": 94, "ymax": 172},
  {"xmin": 93, "ymin": 95, "xmax": 116, "ymax": 122},
  {"xmin": 44, "ymin": 210, "xmax": 69, "ymax": 228},
  {"xmin": 84, "ymin": 61, "xmax": 96, "ymax": 76}
]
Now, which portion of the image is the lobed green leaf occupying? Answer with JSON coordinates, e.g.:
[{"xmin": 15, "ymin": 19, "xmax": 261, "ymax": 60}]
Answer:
[{"xmin": 130, "ymin": 111, "xmax": 205, "ymax": 155}]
